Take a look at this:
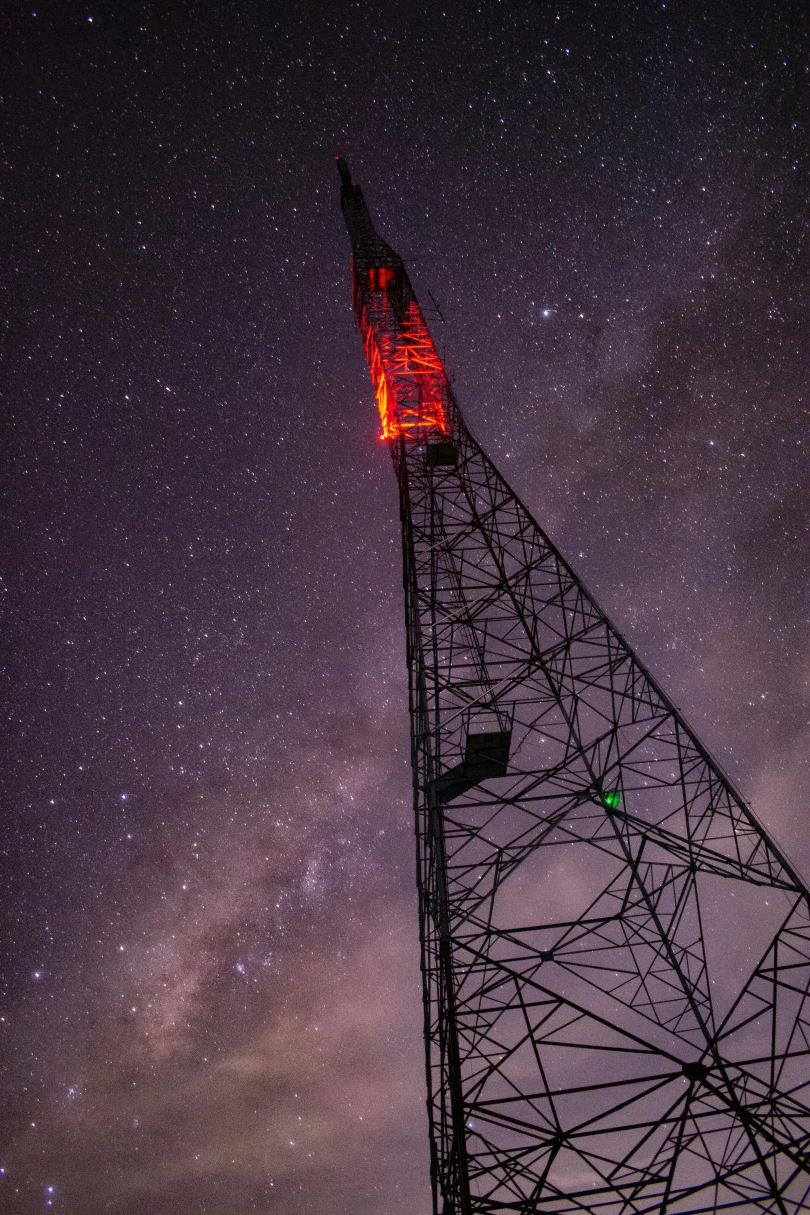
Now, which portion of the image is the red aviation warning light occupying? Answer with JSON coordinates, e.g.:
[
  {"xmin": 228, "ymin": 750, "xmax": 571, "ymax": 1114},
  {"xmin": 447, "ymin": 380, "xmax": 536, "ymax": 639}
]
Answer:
[{"xmin": 337, "ymin": 158, "xmax": 450, "ymax": 441}]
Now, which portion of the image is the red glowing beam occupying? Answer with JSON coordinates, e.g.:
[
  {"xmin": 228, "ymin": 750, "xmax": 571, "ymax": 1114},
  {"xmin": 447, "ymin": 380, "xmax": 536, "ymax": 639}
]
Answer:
[{"xmin": 359, "ymin": 276, "xmax": 449, "ymax": 441}]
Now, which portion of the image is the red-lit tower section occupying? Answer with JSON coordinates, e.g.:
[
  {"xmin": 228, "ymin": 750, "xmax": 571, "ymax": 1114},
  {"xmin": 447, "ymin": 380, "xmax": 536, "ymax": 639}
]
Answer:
[
  {"xmin": 337, "ymin": 159, "xmax": 810, "ymax": 1215},
  {"xmin": 339, "ymin": 158, "xmax": 451, "ymax": 443}
]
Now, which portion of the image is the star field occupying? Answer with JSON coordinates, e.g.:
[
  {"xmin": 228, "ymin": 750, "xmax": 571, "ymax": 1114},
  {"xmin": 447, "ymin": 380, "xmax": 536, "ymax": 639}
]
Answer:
[{"xmin": 4, "ymin": 2, "xmax": 808, "ymax": 1211}]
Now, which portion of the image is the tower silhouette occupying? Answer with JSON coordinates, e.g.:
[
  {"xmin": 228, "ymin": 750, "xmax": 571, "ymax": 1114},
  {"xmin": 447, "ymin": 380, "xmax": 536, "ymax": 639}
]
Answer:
[{"xmin": 337, "ymin": 159, "xmax": 810, "ymax": 1215}]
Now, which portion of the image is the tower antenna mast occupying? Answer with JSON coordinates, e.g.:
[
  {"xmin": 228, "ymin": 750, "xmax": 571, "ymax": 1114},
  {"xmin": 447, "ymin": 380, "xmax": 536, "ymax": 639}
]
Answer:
[{"xmin": 337, "ymin": 157, "xmax": 810, "ymax": 1215}]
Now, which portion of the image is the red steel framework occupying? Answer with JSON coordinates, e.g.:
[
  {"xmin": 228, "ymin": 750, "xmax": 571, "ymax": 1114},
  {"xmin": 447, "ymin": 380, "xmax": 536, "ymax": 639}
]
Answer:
[
  {"xmin": 362, "ymin": 297, "xmax": 449, "ymax": 440},
  {"xmin": 337, "ymin": 158, "xmax": 810, "ymax": 1215}
]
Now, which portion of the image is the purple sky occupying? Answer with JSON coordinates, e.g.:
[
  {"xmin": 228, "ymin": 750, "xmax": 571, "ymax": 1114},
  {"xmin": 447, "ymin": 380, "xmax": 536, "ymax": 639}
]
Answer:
[{"xmin": 5, "ymin": 2, "xmax": 808, "ymax": 1211}]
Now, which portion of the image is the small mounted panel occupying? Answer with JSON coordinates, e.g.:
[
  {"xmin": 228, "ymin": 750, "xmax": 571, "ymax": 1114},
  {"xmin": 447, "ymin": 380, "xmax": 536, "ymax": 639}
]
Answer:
[
  {"xmin": 425, "ymin": 441, "xmax": 458, "ymax": 468},
  {"xmin": 431, "ymin": 729, "xmax": 512, "ymax": 804}
]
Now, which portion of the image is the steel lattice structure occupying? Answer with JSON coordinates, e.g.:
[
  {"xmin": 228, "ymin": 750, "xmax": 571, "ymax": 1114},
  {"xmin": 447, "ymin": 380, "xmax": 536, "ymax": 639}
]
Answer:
[{"xmin": 337, "ymin": 159, "xmax": 810, "ymax": 1215}]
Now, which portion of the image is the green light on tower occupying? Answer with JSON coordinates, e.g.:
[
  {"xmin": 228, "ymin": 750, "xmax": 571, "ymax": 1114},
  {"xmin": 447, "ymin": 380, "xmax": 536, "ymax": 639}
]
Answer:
[{"xmin": 603, "ymin": 790, "xmax": 621, "ymax": 809}]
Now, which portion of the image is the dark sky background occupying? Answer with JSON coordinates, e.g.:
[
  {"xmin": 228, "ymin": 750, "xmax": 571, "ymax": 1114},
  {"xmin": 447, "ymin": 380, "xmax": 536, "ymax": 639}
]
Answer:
[{"xmin": 3, "ymin": 1, "xmax": 808, "ymax": 1211}]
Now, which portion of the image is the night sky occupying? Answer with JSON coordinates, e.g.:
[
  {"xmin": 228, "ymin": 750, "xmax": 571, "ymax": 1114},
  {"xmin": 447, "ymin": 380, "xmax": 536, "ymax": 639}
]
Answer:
[{"xmin": 4, "ymin": 2, "xmax": 808, "ymax": 1212}]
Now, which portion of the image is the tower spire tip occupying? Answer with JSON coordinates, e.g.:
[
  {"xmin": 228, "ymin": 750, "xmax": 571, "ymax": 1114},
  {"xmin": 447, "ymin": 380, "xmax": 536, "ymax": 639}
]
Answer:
[{"xmin": 336, "ymin": 157, "xmax": 352, "ymax": 189}]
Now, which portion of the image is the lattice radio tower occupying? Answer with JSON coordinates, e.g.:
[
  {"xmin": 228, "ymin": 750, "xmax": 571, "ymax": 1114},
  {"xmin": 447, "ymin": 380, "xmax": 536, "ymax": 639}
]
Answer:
[{"xmin": 336, "ymin": 159, "xmax": 810, "ymax": 1214}]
